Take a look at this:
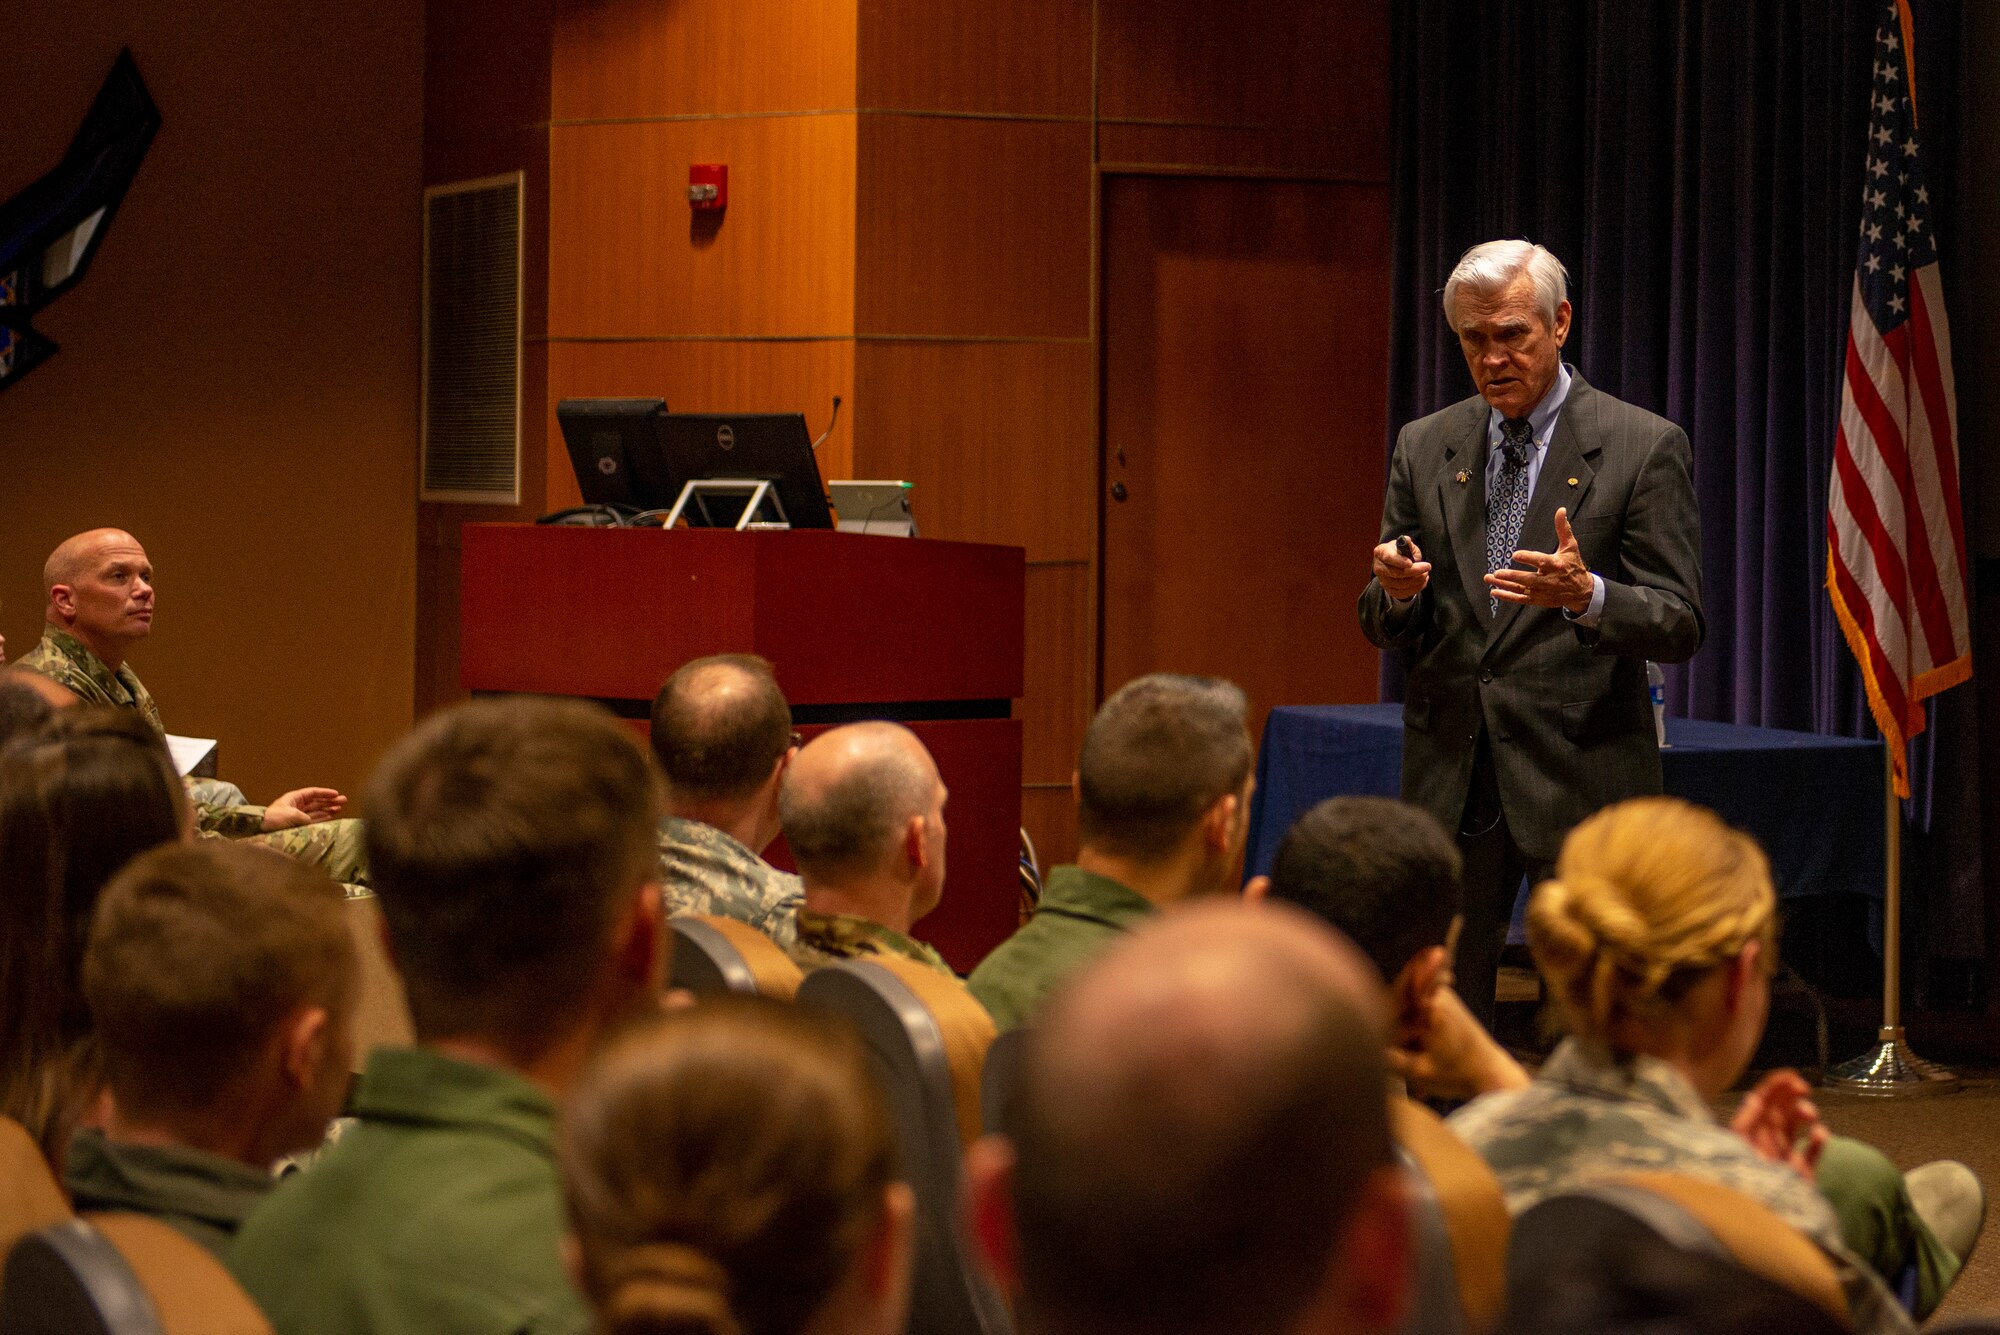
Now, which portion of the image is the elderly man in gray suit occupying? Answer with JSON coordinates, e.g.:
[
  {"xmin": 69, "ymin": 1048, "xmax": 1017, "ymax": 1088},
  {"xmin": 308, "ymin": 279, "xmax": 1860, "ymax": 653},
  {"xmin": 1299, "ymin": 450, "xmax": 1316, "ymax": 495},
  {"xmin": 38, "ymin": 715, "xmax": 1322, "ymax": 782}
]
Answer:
[{"xmin": 1359, "ymin": 239, "xmax": 1703, "ymax": 1028}]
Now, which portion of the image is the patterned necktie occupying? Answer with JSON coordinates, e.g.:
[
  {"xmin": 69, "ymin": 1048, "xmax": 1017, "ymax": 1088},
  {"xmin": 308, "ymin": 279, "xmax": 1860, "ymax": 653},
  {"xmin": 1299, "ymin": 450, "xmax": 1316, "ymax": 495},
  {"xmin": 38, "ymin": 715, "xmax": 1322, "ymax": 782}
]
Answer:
[{"xmin": 1485, "ymin": 416, "xmax": 1535, "ymax": 618}]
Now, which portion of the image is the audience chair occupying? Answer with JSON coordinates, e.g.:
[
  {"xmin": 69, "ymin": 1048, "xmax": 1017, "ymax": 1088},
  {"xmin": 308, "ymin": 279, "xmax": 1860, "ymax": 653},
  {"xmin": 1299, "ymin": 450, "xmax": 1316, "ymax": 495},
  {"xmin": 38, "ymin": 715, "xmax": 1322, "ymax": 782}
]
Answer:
[
  {"xmin": 797, "ymin": 957, "xmax": 1010, "ymax": 1335},
  {"xmin": 87, "ymin": 1215, "xmax": 270, "ymax": 1335},
  {"xmin": 1508, "ymin": 1174, "xmax": 1851, "ymax": 1331},
  {"xmin": 979, "ymin": 1026, "xmax": 1030, "ymax": 1137},
  {"xmin": 1389, "ymin": 1097, "xmax": 1510, "ymax": 1335},
  {"xmin": 668, "ymin": 915, "xmax": 803, "ymax": 999},
  {"xmin": 1017, "ymin": 828, "xmax": 1042, "ymax": 922},
  {"xmin": 0, "ymin": 1117, "xmax": 69, "ymax": 1261},
  {"xmin": 2, "ymin": 1214, "xmax": 272, "ymax": 1335},
  {"xmin": 345, "ymin": 891, "xmax": 414, "ymax": 1072},
  {"xmin": 1, "ymin": 1218, "xmax": 159, "ymax": 1335}
]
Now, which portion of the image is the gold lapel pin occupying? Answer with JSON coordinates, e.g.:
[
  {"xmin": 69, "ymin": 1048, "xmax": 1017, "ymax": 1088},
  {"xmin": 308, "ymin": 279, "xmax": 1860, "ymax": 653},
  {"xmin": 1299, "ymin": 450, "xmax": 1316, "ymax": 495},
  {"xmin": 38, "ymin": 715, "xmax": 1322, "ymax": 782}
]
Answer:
[
  {"xmin": 1567, "ymin": 476, "xmax": 1579, "ymax": 487},
  {"xmin": 1456, "ymin": 470, "xmax": 1471, "ymax": 484}
]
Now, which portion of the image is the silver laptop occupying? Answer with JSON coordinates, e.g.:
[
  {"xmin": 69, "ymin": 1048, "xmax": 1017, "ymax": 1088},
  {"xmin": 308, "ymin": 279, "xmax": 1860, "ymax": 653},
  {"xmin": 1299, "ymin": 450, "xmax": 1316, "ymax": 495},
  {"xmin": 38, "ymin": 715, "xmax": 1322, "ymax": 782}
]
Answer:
[{"xmin": 830, "ymin": 480, "xmax": 918, "ymax": 537}]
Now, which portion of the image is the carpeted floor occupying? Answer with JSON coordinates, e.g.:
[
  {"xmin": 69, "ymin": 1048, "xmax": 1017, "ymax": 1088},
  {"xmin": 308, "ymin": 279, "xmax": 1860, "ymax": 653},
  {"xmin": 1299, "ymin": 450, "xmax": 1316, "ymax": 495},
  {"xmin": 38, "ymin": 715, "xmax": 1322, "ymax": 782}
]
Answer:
[{"xmin": 1815, "ymin": 1075, "xmax": 2000, "ymax": 1326}]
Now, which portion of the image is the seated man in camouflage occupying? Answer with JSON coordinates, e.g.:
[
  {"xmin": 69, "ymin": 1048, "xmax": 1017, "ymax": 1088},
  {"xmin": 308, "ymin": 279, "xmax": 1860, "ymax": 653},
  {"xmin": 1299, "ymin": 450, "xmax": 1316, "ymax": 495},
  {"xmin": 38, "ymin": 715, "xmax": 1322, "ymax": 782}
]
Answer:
[
  {"xmin": 10, "ymin": 528, "xmax": 365, "ymax": 883},
  {"xmin": 778, "ymin": 721, "xmax": 956, "ymax": 978},
  {"xmin": 650, "ymin": 654, "xmax": 803, "ymax": 947}
]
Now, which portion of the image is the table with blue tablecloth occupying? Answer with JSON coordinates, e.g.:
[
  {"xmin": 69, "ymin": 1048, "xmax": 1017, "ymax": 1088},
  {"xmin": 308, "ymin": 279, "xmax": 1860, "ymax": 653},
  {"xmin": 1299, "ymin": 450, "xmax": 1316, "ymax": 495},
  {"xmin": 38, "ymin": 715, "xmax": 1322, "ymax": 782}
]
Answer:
[{"xmin": 1247, "ymin": 705, "xmax": 1885, "ymax": 910}]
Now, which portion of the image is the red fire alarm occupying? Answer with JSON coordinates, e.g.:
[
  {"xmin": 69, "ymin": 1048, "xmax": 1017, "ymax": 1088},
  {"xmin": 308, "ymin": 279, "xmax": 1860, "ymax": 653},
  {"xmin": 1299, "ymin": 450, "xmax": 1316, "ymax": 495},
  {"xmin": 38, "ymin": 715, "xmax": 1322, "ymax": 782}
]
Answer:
[{"xmin": 688, "ymin": 164, "xmax": 728, "ymax": 211}]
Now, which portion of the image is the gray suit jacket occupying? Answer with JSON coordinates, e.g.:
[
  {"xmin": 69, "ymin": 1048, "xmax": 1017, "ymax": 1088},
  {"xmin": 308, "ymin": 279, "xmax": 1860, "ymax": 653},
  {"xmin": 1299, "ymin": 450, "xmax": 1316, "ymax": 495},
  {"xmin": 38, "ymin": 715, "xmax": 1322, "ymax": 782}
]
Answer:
[{"xmin": 1358, "ymin": 374, "xmax": 1703, "ymax": 860}]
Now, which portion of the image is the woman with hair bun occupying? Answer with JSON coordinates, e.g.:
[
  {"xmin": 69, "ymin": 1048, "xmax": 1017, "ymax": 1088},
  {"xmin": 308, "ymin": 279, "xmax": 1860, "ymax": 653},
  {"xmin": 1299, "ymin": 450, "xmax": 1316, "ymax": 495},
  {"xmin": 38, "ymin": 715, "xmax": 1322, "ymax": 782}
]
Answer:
[
  {"xmin": 1449, "ymin": 798, "xmax": 1976, "ymax": 1332},
  {"xmin": 558, "ymin": 997, "xmax": 914, "ymax": 1335}
]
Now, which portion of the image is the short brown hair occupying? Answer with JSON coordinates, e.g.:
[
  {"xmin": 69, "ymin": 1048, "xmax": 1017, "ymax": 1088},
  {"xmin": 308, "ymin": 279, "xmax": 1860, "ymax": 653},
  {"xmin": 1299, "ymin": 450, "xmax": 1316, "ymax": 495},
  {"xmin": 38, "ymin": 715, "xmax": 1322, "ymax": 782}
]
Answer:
[
  {"xmin": 364, "ymin": 697, "xmax": 663, "ymax": 1053},
  {"xmin": 560, "ymin": 998, "xmax": 898, "ymax": 1335},
  {"xmin": 85, "ymin": 841, "xmax": 355, "ymax": 1121},
  {"xmin": 650, "ymin": 655, "xmax": 793, "ymax": 803},
  {"xmin": 1077, "ymin": 674, "xmax": 1252, "ymax": 862}
]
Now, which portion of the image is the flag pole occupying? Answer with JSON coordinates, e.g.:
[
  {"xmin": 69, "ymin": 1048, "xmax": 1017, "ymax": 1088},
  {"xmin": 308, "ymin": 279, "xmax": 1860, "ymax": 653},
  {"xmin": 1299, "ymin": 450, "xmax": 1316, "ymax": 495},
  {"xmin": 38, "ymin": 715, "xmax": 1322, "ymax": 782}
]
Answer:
[{"xmin": 1823, "ymin": 740, "xmax": 1957, "ymax": 1096}]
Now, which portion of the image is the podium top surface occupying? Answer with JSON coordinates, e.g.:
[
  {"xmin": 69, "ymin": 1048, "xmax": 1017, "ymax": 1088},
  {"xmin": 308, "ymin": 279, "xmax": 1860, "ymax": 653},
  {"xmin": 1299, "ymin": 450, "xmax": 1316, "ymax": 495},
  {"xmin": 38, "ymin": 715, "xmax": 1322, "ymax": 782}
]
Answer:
[{"xmin": 459, "ymin": 525, "xmax": 1026, "ymax": 707}]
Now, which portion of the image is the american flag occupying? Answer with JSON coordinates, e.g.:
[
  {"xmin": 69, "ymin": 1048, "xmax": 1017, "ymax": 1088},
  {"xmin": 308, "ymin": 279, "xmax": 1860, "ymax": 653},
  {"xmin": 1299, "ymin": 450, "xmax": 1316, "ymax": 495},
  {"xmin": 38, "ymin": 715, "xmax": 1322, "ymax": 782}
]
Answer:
[{"xmin": 1826, "ymin": 0, "xmax": 1970, "ymax": 799}]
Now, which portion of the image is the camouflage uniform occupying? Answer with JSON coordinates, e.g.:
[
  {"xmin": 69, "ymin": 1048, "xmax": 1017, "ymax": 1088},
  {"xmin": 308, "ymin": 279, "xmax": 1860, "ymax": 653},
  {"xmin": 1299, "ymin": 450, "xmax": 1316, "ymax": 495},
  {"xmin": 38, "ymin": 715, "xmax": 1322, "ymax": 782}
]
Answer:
[
  {"xmin": 13, "ymin": 628, "xmax": 369, "ymax": 885},
  {"xmin": 658, "ymin": 816, "xmax": 803, "ymax": 951},
  {"xmin": 789, "ymin": 907, "xmax": 957, "ymax": 978},
  {"xmin": 1449, "ymin": 1037, "xmax": 1913, "ymax": 1335}
]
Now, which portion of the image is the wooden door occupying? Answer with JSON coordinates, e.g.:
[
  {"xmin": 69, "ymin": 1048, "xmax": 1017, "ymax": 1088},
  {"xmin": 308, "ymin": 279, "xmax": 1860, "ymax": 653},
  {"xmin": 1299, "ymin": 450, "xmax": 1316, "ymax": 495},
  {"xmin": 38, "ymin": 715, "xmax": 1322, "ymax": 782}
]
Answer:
[{"xmin": 1099, "ymin": 174, "xmax": 1389, "ymax": 738}]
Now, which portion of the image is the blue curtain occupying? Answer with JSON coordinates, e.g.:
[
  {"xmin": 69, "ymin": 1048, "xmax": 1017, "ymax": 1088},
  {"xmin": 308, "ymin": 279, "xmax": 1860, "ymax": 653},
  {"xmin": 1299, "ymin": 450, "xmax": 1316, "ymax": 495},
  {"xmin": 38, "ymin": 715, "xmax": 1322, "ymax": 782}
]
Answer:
[{"xmin": 1384, "ymin": 0, "xmax": 1983, "ymax": 987}]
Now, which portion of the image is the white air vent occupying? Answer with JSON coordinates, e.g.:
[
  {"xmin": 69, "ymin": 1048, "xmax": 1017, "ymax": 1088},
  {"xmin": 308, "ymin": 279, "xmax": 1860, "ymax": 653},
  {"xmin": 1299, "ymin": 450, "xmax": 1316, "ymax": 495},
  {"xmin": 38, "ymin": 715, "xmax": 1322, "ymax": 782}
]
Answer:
[{"xmin": 421, "ymin": 173, "xmax": 521, "ymax": 503}]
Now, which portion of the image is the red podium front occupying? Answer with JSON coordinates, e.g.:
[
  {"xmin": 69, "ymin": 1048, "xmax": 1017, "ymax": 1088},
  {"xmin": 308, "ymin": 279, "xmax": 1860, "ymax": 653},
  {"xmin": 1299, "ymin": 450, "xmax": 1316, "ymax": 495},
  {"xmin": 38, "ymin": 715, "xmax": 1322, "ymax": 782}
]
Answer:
[{"xmin": 460, "ymin": 525, "xmax": 1025, "ymax": 969}]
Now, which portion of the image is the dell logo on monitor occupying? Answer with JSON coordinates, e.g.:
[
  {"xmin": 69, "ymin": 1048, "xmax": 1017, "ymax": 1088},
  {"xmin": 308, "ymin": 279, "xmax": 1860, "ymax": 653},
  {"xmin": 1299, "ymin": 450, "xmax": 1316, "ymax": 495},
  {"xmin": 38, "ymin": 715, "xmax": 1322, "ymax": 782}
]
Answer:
[{"xmin": 717, "ymin": 424, "xmax": 735, "ymax": 451}]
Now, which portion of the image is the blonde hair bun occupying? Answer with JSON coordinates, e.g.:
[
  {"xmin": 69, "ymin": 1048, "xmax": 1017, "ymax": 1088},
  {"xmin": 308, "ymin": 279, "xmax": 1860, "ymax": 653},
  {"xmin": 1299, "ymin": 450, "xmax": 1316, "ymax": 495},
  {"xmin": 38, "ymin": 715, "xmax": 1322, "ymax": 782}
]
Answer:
[
  {"xmin": 1527, "ymin": 798, "xmax": 1774, "ymax": 1042},
  {"xmin": 601, "ymin": 1243, "xmax": 742, "ymax": 1335}
]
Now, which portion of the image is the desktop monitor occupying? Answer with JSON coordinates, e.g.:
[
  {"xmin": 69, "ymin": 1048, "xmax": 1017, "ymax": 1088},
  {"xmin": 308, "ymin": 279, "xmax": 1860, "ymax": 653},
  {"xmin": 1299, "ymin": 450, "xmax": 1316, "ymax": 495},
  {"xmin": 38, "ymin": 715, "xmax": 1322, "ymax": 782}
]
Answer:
[
  {"xmin": 658, "ymin": 412, "xmax": 834, "ymax": 529},
  {"xmin": 556, "ymin": 397, "xmax": 674, "ymax": 510}
]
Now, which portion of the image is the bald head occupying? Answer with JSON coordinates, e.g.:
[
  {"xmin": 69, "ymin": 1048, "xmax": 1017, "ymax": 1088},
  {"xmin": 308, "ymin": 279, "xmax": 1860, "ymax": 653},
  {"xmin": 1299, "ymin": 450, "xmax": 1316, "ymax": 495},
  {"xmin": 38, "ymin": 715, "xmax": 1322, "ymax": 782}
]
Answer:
[
  {"xmin": 45, "ymin": 529, "xmax": 141, "ymax": 597},
  {"xmin": 780, "ymin": 722, "xmax": 943, "ymax": 886},
  {"xmin": 649, "ymin": 654, "xmax": 793, "ymax": 805},
  {"xmin": 1011, "ymin": 901, "xmax": 1398, "ymax": 1335},
  {"xmin": 43, "ymin": 530, "xmax": 154, "ymax": 661}
]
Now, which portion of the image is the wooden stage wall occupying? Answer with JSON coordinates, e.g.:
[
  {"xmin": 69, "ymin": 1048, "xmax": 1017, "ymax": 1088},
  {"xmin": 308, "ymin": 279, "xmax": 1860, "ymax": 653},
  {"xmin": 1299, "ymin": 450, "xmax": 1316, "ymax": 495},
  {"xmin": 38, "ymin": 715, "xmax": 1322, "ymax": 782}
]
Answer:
[{"xmin": 420, "ymin": 0, "xmax": 1391, "ymax": 869}]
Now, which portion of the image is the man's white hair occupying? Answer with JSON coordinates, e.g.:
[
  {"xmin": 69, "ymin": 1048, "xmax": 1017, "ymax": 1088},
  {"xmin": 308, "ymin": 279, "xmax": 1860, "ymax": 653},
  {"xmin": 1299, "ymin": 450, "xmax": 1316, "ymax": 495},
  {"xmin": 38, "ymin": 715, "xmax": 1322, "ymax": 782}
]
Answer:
[{"xmin": 1442, "ymin": 239, "xmax": 1570, "ymax": 332}]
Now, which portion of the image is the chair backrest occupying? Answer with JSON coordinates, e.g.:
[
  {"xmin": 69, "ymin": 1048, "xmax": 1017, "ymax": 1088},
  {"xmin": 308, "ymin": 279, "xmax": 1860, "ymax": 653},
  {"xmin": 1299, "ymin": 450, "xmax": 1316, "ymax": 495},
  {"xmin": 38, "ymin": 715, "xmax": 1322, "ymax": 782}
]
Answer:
[
  {"xmin": 1, "ymin": 1219, "xmax": 158, "ymax": 1335},
  {"xmin": 1509, "ymin": 1174, "xmax": 1850, "ymax": 1332},
  {"xmin": 1, "ymin": 1215, "xmax": 272, "ymax": 1335},
  {"xmin": 669, "ymin": 915, "xmax": 803, "ymax": 999},
  {"xmin": 1389, "ymin": 1097, "xmax": 1510, "ymax": 1335},
  {"xmin": 796, "ymin": 958, "xmax": 1010, "ymax": 1335},
  {"xmin": 1611, "ymin": 1174, "xmax": 1849, "ymax": 1326},
  {"xmin": 344, "ymin": 892, "xmax": 414, "ymax": 1072},
  {"xmin": 84, "ymin": 1215, "xmax": 272, "ymax": 1335},
  {"xmin": 979, "ymin": 1026, "xmax": 1030, "ymax": 1137},
  {"xmin": 0, "ymin": 1116, "xmax": 69, "ymax": 1263}
]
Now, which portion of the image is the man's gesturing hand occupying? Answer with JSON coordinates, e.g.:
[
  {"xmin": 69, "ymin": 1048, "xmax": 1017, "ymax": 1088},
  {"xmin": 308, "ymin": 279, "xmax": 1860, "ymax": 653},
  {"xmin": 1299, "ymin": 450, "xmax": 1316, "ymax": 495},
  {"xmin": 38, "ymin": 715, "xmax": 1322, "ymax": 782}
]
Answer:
[
  {"xmin": 1486, "ymin": 506, "xmax": 1594, "ymax": 614},
  {"xmin": 1372, "ymin": 536, "xmax": 1432, "ymax": 601},
  {"xmin": 262, "ymin": 787, "xmax": 348, "ymax": 831}
]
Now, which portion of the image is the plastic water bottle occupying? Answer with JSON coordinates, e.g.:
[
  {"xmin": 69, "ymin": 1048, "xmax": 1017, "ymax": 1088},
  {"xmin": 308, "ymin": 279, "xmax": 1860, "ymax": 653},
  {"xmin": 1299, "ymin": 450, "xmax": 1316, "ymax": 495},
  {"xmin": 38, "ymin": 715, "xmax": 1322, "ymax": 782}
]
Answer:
[{"xmin": 1647, "ymin": 661, "xmax": 1668, "ymax": 748}]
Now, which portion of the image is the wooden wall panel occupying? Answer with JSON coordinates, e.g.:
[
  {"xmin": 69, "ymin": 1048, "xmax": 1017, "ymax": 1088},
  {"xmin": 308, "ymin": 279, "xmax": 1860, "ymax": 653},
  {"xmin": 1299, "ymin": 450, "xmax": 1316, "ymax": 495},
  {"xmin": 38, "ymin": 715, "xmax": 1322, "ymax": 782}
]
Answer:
[
  {"xmin": 855, "ymin": 116, "xmax": 1092, "ymax": 338},
  {"xmin": 544, "ymin": 339, "xmax": 855, "ymax": 510},
  {"xmin": 857, "ymin": 0, "xmax": 1091, "ymax": 116},
  {"xmin": 552, "ymin": 0, "xmax": 857, "ymax": 121},
  {"xmin": 549, "ymin": 117, "xmax": 857, "ymax": 338},
  {"xmin": 1099, "ymin": 175, "xmax": 1388, "ymax": 745},
  {"xmin": 1022, "ymin": 787, "xmax": 1081, "ymax": 891},
  {"xmin": 1020, "ymin": 562, "xmax": 1094, "ymax": 781},
  {"xmin": 850, "ymin": 340, "xmax": 1093, "ymax": 561},
  {"xmin": 1097, "ymin": 124, "xmax": 1356, "ymax": 181},
  {"xmin": 1095, "ymin": 0, "xmax": 1388, "ymax": 180}
]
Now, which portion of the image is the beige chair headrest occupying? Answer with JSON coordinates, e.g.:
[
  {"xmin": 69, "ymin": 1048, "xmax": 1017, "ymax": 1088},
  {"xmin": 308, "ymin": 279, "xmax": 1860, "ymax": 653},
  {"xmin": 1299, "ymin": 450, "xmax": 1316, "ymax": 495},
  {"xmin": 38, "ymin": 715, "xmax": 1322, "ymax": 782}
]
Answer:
[
  {"xmin": 684, "ymin": 915, "xmax": 805, "ymax": 999},
  {"xmin": 83, "ymin": 1213, "xmax": 273, "ymax": 1335},
  {"xmin": 868, "ymin": 956, "xmax": 995, "ymax": 1150},
  {"xmin": 0, "ymin": 1116, "xmax": 69, "ymax": 1259},
  {"xmin": 1610, "ymin": 1173, "xmax": 1851, "ymax": 1329},
  {"xmin": 1391, "ymin": 1095, "xmax": 1511, "ymax": 1333}
]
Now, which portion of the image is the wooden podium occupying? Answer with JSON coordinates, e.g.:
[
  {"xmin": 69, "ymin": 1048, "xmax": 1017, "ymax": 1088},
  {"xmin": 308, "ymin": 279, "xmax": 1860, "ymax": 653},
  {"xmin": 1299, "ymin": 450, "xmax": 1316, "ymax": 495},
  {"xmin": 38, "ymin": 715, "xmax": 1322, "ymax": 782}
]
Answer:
[{"xmin": 459, "ymin": 525, "xmax": 1026, "ymax": 970}]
